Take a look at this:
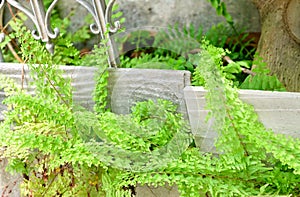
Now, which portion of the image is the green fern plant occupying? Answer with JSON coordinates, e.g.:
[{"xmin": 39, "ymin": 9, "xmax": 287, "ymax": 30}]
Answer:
[
  {"xmin": 75, "ymin": 98, "xmax": 192, "ymax": 172},
  {"xmin": 81, "ymin": 42, "xmax": 110, "ymax": 114},
  {"xmin": 205, "ymin": 23, "xmax": 257, "ymax": 61},
  {"xmin": 152, "ymin": 23, "xmax": 202, "ymax": 57},
  {"xmin": 206, "ymin": 0, "xmax": 258, "ymax": 60},
  {"xmin": 192, "ymin": 40, "xmax": 244, "ymax": 86},
  {"xmin": 120, "ymin": 53, "xmax": 194, "ymax": 72},
  {"xmin": 111, "ymin": 43, "xmax": 300, "ymax": 196},
  {"xmin": 0, "ymin": 3, "xmax": 297, "ymax": 196},
  {"xmin": 239, "ymin": 54, "xmax": 286, "ymax": 91},
  {"xmin": 0, "ymin": 17, "xmax": 192, "ymax": 196},
  {"xmin": 0, "ymin": 19, "xmax": 107, "ymax": 196},
  {"xmin": 206, "ymin": 0, "xmax": 233, "ymax": 26}
]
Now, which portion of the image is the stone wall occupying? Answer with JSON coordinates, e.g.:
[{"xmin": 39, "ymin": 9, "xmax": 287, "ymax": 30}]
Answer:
[
  {"xmin": 1, "ymin": 1, "xmax": 260, "ymax": 50},
  {"xmin": 184, "ymin": 86, "xmax": 300, "ymax": 152},
  {"xmin": 115, "ymin": 0, "xmax": 260, "ymax": 32},
  {"xmin": 57, "ymin": 0, "xmax": 260, "ymax": 33}
]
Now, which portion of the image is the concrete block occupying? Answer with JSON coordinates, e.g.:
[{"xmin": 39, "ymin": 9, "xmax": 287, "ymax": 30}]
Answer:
[
  {"xmin": 1, "ymin": 65, "xmax": 191, "ymax": 119},
  {"xmin": 116, "ymin": 0, "xmax": 260, "ymax": 32},
  {"xmin": 0, "ymin": 63, "xmax": 98, "ymax": 121},
  {"xmin": 184, "ymin": 86, "xmax": 300, "ymax": 152},
  {"xmin": 0, "ymin": 63, "xmax": 97, "ymax": 196},
  {"xmin": 107, "ymin": 68, "xmax": 191, "ymax": 116}
]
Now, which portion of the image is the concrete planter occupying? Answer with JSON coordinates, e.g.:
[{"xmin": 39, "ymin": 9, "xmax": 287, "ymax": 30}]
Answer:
[
  {"xmin": 0, "ymin": 63, "xmax": 98, "ymax": 121},
  {"xmin": 1, "ymin": 63, "xmax": 300, "ymax": 196},
  {"xmin": 184, "ymin": 86, "xmax": 300, "ymax": 152},
  {"xmin": 0, "ymin": 63, "xmax": 191, "ymax": 196},
  {"xmin": 0, "ymin": 63, "xmax": 98, "ymax": 196},
  {"xmin": 0, "ymin": 64, "xmax": 191, "ymax": 120},
  {"xmin": 106, "ymin": 68, "xmax": 191, "ymax": 116}
]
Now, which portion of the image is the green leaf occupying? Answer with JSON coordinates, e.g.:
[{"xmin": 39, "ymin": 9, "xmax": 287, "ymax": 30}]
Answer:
[
  {"xmin": 210, "ymin": 0, "xmax": 219, "ymax": 8},
  {"xmin": 216, "ymin": 5, "xmax": 223, "ymax": 15},
  {"xmin": 223, "ymin": 62, "xmax": 242, "ymax": 74},
  {"xmin": 236, "ymin": 60, "xmax": 252, "ymax": 68},
  {"xmin": 261, "ymin": 75, "xmax": 270, "ymax": 90}
]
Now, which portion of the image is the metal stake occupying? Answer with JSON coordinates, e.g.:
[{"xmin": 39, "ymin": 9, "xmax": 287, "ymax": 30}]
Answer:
[
  {"xmin": 76, "ymin": 0, "xmax": 121, "ymax": 67},
  {"xmin": 0, "ymin": 0, "xmax": 120, "ymax": 66},
  {"xmin": 0, "ymin": 0, "xmax": 60, "ymax": 53}
]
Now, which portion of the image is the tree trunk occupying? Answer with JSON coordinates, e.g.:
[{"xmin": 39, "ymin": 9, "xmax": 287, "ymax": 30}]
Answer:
[{"xmin": 251, "ymin": 0, "xmax": 300, "ymax": 92}]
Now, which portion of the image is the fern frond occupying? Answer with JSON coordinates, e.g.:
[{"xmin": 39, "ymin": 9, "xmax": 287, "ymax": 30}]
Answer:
[{"xmin": 74, "ymin": 99, "xmax": 193, "ymax": 172}]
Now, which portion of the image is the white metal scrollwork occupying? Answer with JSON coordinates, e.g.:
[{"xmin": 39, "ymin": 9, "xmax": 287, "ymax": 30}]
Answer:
[
  {"xmin": 0, "ymin": 0, "xmax": 120, "ymax": 66},
  {"xmin": 0, "ymin": 0, "xmax": 60, "ymax": 53},
  {"xmin": 76, "ymin": 0, "xmax": 120, "ymax": 67}
]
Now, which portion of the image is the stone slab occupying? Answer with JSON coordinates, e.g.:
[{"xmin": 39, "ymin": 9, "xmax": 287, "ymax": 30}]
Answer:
[{"xmin": 184, "ymin": 86, "xmax": 300, "ymax": 152}]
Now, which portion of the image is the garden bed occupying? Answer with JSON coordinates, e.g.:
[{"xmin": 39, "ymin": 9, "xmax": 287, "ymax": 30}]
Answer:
[
  {"xmin": 1, "ymin": 64, "xmax": 300, "ymax": 196},
  {"xmin": 184, "ymin": 86, "xmax": 300, "ymax": 152}
]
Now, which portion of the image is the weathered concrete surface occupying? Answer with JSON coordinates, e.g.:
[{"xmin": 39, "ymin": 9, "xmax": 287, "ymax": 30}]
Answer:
[
  {"xmin": 0, "ymin": 63, "xmax": 98, "ymax": 196},
  {"xmin": 0, "ymin": 64, "xmax": 191, "ymax": 118},
  {"xmin": 0, "ymin": 63, "xmax": 98, "ymax": 121},
  {"xmin": 136, "ymin": 184, "xmax": 180, "ymax": 197},
  {"xmin": 0, "ymin": 159, "xmax": 21, "ymax": 197},
  {"xmin": 107, "ymin": 68, "xmax": 191, "ymax": 116},
  {"xmin": 57, "ymin": 0, "xmax": 260, "ymax": 34},
  {"xmin": 115, "ymin": 0, "xmax": 260, "ymax": 32},
  {"xmin": 184, "ymin": 86, "xmax": 300, "ymax": 152}
]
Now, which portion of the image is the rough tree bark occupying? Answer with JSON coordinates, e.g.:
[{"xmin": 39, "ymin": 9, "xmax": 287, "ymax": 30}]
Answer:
[{"xmin": 251, "ymin": 0, "xmax": 300, "ymax": 92}]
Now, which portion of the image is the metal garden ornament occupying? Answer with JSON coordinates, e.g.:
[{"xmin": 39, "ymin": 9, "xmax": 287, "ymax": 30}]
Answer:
[{"xmin": 0, "ymin": 0, "xmax": 120, "ymax": 67}]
